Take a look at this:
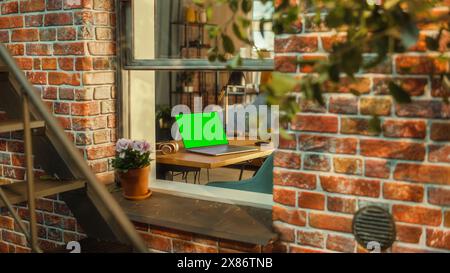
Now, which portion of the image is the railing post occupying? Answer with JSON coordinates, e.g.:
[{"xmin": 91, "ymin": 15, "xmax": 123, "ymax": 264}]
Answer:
[{"xmin": 22, "ymin": 94, "xmax": 41, "ymax": 253}]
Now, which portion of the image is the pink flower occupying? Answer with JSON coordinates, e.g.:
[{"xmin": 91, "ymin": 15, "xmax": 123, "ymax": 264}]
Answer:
[
  {"xmin": 116, "ymin": 138, "xmax": 131, "ymax": 153},
  {"xmin": 132, "ymin": 140, "xmax": 151, "ymax": 154}
]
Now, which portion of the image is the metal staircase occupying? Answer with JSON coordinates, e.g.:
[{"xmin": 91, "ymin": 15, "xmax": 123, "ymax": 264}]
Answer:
[{"xmin": 0, "ymin": 44, "xmax": 147, "ymax": 253}]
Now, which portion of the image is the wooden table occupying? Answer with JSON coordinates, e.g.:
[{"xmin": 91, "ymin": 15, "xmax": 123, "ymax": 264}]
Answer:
[{"xmin": 156, "ymin": 140, "xmax": 274, "ymax": 169}]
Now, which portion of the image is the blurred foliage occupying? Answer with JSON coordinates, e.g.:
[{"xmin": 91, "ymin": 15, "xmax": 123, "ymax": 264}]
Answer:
[{"xmin": 193, "ymin": 0, "xmax": 449, "ymax": 131}]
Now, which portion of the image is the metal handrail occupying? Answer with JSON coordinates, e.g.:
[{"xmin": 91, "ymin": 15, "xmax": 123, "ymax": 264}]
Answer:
[{"xmin": 0, "ymin": 44, "xmax": 148, "ymax": 253}]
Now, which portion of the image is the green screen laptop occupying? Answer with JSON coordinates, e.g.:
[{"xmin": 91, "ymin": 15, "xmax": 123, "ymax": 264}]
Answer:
[{"xmin": 175, "ymin": 112, "xmax": 257, "ymax": 156}]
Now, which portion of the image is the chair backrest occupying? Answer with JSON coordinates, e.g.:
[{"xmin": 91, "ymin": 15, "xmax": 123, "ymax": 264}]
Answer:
[{"xmin": 251, "ymin": 154, "xmax": 274, "ymax": 194}]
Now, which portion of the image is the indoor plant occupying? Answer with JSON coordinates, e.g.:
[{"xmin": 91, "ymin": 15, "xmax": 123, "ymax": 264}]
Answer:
[
  {"xmin": 156, "ymin": 105, "xmax": 173, "ymax": 129},
  {"xmin": 112, "ymin": 138, "xmax": 153, "ymax": 200}
]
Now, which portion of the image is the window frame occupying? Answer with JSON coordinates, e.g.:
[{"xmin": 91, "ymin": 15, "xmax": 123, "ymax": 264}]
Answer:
[{"xmin": 119, "ymin": 0, "xmax": 274, "ymax": 71}]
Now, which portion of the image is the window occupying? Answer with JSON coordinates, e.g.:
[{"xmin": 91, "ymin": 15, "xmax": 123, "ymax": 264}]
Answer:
[
  {"xmin": 120, "ymin": 0, "xmax": 274, "ymax": 70},
  {"xmin": 118, "ymin": 0, "xmax": 275, "ymax": 207}
]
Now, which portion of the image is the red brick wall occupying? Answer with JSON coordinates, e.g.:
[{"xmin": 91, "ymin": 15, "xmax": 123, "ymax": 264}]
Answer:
[
  {"xmin": 0, "ymin": 0, "xmax": 116, "ymax": 252},
  {"xmin": 133, "ymin": 222, "xmax": 283, "ymax": 253},
  {"xmin": 273, "ymin": 1, "xmax": 450, "ymax": 253}
]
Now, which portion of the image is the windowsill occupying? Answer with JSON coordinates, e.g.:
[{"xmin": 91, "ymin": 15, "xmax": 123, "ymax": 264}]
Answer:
[
  {"xmin": 151, "ymin": 179, "xmax": 274, "ymax": 210},
  {"xmin": 111, "ymin": 180, "xmax": 277, "ymax": 246}
]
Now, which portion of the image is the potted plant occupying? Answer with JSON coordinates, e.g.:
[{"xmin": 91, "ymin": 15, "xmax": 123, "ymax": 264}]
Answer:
[
  {"xmin": 112, "ymin": 138, "xmax": 153, "ymax": 200},
  {"xmin": 180, "ymin": 72, "xmax": 194, "ymax": 93},
  {"xmin": 156, "ymin": 105, "xmax": 173, "ymax": 129}
]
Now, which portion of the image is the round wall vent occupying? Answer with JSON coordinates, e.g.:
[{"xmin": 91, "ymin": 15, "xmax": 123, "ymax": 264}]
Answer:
[{"xmin": 352, "ymin": 206, "xmax": 396, "ymax": 251}]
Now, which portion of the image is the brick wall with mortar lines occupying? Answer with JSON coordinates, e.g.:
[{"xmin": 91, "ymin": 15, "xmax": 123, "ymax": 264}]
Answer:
[
  {"xmin": 0, "ymin": 0, "xmax": 275, "ymax": 253},
  {"xmin": 272, "ymin": 0, "xmax": 450, "ymax": 253},
  {"xmin": 0, "ymin": 0, "xmax": 116, "ymax": 252}
]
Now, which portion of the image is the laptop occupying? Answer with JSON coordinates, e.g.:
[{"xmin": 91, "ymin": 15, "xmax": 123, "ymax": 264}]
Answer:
[{"xmin": 175, "ymin": 112, "xmax": 258, "ymax": 156}]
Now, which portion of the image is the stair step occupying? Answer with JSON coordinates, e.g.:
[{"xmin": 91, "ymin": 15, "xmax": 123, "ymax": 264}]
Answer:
[
  {"xmin": 0, "ymin": 179, "xmax": 85, "ymax": 207},
  {"xmin": 0, "ymin": 119, "xmax": 45, "ymax": 134}
]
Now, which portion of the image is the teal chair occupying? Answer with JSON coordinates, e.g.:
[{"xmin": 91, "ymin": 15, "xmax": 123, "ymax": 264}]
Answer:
[{"xmin": 206, "ymin": 154, "xmax": 273, "ymax": 194}]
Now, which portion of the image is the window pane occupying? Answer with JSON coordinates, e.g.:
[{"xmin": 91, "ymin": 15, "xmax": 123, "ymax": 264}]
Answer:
[{"xmin": 154, "ymin": 0, "xmax": 274, "ymax": 60}]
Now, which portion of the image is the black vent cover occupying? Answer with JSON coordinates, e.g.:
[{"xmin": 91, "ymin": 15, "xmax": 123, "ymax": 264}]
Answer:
[{"xmin": 352, "ymin": 206, "xmax": 396, "ymax": 250}]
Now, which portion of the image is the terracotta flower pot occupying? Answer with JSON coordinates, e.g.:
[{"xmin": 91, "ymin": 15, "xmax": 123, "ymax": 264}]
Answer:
[{"xmin": 118, "ymin": 165, "xmax": 152, "ymax": 200}]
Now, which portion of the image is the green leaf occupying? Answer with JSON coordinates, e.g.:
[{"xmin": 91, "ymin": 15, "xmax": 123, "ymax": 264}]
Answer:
[
  {"xmin": 425, "ymin": 36, "xmax": 440, "ymax": 51},
  {"xmin": 369, "ymin": 116, "xmax": 382, "ymax": 134},
  {"xmin": 388, "ymin": 81, "xmax": 412, "ymax": 104},
  {"xmin": 222, "ymin": 34, "xmax": 235, "ymax": 54},
  {"xmin": 241, "ymin": 0, "xmax": 253, "ymax": 13}
]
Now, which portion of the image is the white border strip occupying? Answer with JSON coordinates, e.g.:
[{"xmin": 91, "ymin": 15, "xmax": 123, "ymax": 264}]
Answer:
[{"xmin": 151, "ymin": 180, "xmax": 274, "ymax": 210}]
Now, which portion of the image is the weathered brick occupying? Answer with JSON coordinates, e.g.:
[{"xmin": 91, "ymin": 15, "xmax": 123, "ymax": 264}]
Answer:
[
  {"xmin": 275, "ymin": 36, "xmax": 318, "ymax": 53},
  {"xmin": 25, "ymin": 14, "xmax": 43, "ymax": 27},
  {"xmin": 360, "ymin": 97, "xmax": 392, "ymax": 116},
  {"xmin": 298, "ymin": 191, "xmax": 325, "ymax": 210},
  {"xmin": 20, "ymin": 0, "xmax": 45, "ymax": 13},
  {"xmin": 324, "ymin": 77, "xmax": 371, "ymax": 94},
  {"xmin": 383, "ymin": 182, "xmax": 424, "ymax": 202},
  {"xmin": 11, "ymin": 28, "xmax": 38, "ymax": 42},
  {"xmin": 431, "ymin": 122, "xmax": 450, "ymax": 141},
  {"xmin": 42, "ymin": 58, "xmax": 57, "ymax": 70},
  {"xmin": 329, "ymin": 96, "xmax": 358, "ymax": 114},
  {"xmin": 93, "ymin": 0, "xmax": 115, "ymax": 11},
  {"xmin": 47, "ymin": 0, "xmax": 63, "ymax": 10},
  {"xmin": 139, "ymin": 232, "xmax": 171, "ymax": 252},
  {"xmin": 85, "ymin": 144, "xmax": 115, "ymax": 160},
  {"xmin": 393, "ymin": 205, "xmax": 442, "ymax": 226},
  {"xmin": 396, "ymin": 55, "xmax": 448, "ymax": 75},
  {"xmin": 40, "ymin": 28, "xmax": 56, "ymax": 41},
  {"xmin": 428, "ymin": 187, "xmax": 450, "ymax": 206},
  {"xmin": 396, "ymin": 224, "xmax": 422, "ymax": 244},
  {"xmin": 275, "ymin": 56, "xmax": 297, "ymax": 73},
  {"xmin": 297, "ymin": 230, "xmax": 324, "ymax": 248},
  {"xmin": 273, "ymin": 187, "xmax": 296, "ymax": 206},
  {"xmin": 299, "ymin": 135, "xmax": 357, "ymax": 154},
  {"xmin": 333, "ymin": 157, "xmax": 362, "ymax": 175},
  {"xmin": 0, "ymin": 15, "xmax": 23, "ymax": 29},
  {"xmin": 272, "ymin": 206, "xmax": 306, "ymax": 227},
  {"xmin": 429, "ymin": 145, "xmax": 450, "ymax": 163},
  {"xmin": 382, "ymin": 120, "xmax": 426, "ymax": 139},
  {"xmin": 309, "ymin": 213, "xmax": 353, "ymax": 233},
  {"xmin": 58, "ymin": 57, "xmax": 74, "ymax": 71},
  {"xmin": 54, "ymin": 42, "xmax": 85, "ymax": 55},
  {"xmin": 303, "ymin": 153, "xmax": 330, "ymax": 171},
  {"xmin": 26, "ymin": 44, "xmax": 52, "ymax": 56},
  {"xmin": 82, "ymin": 71, "xmax": 115, "ymax": 85},
  {"xmin": 71, "ymin": 102, "xmax": 100, "ymax": 116},
  {"xmin": 48, "ymin": 72, "xmax": 80, "ymax": 86},
  {"xmin": 365, "ymin": 159, "xmax": 391, "ymax": 178},
  {"xmin": 426, "ymin": 229, "xmax": 450, "ymax": 250},
  {"xmin": 394, "ymin": 163, "xmax": 450, "ymax": 185},
  {"xmin": 87, "ymin": 42, "xmax": 115, "ymax": 55},
  {"xmin": 45, "ymin": 12, "xmax": 73, "ymax": 26},
  {"xmin": 27, "ymin": 71, "xmax": 47, "ymax": 85},
  {"xmin": 2, "ymin": 1, "xmax": 19, "ymax": 14},
  {"xmin": 173, "ymin": 240, "xmax": 217, "ymax": 253},
  {"xmin": 57, "ymin": 26, "xmax": 77, "ymax": 41},
  {"xmin": 273, "ymin": 169, "xmax": 316, "ymax": 190},
  {"xmin": 291, "ymin": 115, "xmax": 338, "ymax": 133},
  {"xmin": 341, "ymin": 118, "xmax": 378, "ymax": 136},
  {"xmin": 274, "ymin": 151, "xmax": 301, "ymax": 169},
  {"xmin": 327, "ymin": 196, "xmax": 356, "ymax": 214},
  {"xmin": 326, "ymin": 234, "xmax": 355, "ymax": 253},
  {"xmin": 360, "ymin": 139, "xmax": 425, "ymax": 161},
  {"xmin": 75, "ymin": 57, "xmax": 93, "ymax": 70},
  {"xmin": 396, "ymin": 101, "xmax": 450, "ymax": 119},
  {"xmin": 320, "ymin": 176, "xmax": 380, "ymax": 198}
]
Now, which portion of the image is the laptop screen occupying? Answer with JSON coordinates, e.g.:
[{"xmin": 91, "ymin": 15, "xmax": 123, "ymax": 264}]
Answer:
[{"xmin": 175, "ymin": 112, "xmax": 228, "ymax": 149}]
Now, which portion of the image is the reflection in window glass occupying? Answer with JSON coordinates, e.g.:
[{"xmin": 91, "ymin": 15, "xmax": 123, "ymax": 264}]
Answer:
[{"xmin": 154, "ymin": 0, "xmax": 274, "ymax": 60}]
